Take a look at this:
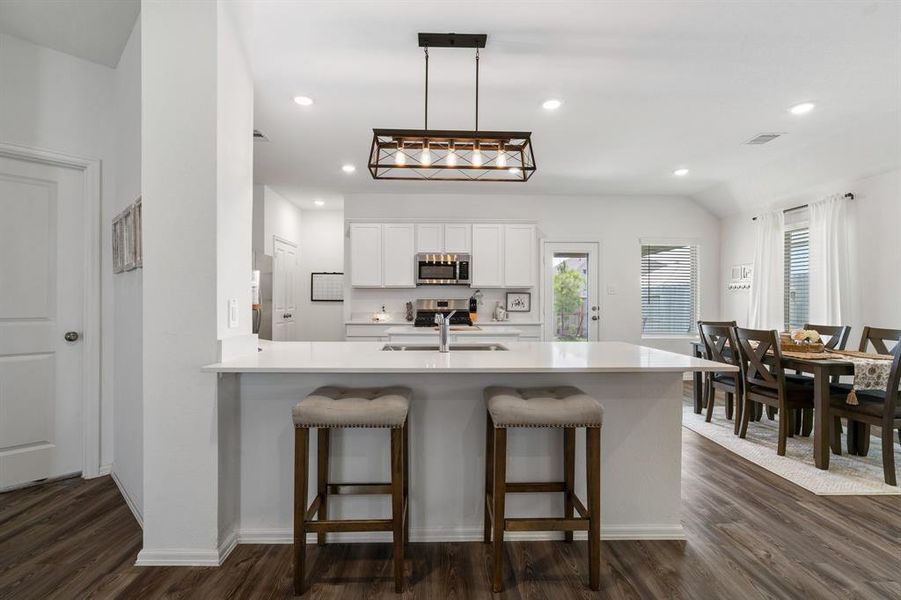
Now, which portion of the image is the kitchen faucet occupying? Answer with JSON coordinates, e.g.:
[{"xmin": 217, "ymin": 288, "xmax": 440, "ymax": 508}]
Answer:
[{"xmin": 434, "ymin": 311, "xmax": 456, "ymax": 353}]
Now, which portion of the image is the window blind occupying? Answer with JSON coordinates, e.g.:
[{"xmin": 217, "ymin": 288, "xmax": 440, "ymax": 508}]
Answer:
[
  {"xmin": 641, "ymin": 244, "xmax": 699, "ymax": 336},
  {"xmin": 784, "ymin": 227, "xmax": 810, "ymax": 331}
]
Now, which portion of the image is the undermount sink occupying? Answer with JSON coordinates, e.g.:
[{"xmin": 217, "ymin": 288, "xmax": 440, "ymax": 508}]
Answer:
[{"xmin": 381, "ymin": 343, "xmax": 508, "ymax": 352}]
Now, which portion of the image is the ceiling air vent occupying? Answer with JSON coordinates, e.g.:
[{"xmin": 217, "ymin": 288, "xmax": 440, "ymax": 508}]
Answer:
[
  {"xmin": 253, "ymin": 129, "xmax": 269, "ymax": 142},
  {"xmin": 745, "ymin": 132, "xmax": 785, "ymax": 145}
]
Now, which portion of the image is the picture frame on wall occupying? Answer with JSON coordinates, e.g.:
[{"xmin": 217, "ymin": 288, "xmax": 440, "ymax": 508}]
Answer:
[
  {"xmin": 121, "ymin": 207, "xmax": 136, "ymax": 271},
  {"xmin": 112, "ymin": 196, "xmax": 143, "ymax": 274},
  {"xmin": 505, "ymin": 291, "xmax": 531, "ymax": 312},
  {"xmin": 132, "ymin": 196, "xmax": 142, "ymax": 268},
  {"xmin": 112, "ymin": 216, "xmax": 124, "ymax": 273}
]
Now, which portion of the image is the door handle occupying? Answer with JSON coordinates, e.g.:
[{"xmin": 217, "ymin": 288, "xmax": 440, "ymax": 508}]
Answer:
[
  {"xmin": 283, "ymin": 313, "xmax": 292, "ymax": 319},
  {"xmin": 591, "ymin": 316, "xmax": 599, "ymax": 321},
  {"xmin": 64, "ymin": 331, "xmax": 80, "ymax": 342}
]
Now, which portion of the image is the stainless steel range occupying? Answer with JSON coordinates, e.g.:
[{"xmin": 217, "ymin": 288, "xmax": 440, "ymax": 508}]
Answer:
[{"xmin": 413, "ymin": 299, "xmax": 473, "ymax": 327}]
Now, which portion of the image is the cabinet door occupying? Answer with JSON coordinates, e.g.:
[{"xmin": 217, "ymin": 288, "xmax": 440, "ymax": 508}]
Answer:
[
  {"xmin": 471, "ymin": 224, "xmax": 504, "ymax": 287},
  {"xmin": 444, "ymin": 224, "xmax": 472, "ymax": 253},
  {"xmin": 503, "ymin": 224, "xmax": 536, "ymax": 287},
  {"xmin": 416, "ymin": 223, "xmax": 443, "ymax": 253},
  {"xmin": 350, "ymin": 223, "xmax": 382, "ymax": 287},
  {"xmin": 382, "ymin": 223, "xmax": 415, "ymax": 287}
]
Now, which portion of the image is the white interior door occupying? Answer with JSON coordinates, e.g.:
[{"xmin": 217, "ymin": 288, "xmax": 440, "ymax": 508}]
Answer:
[
  {"xmin": 272, "ymin": 236, "xmax": 298, "ymax": 341},
  {"xmin": 542, "ymin": 242, "xmax": 601, "ymax": 341},
  {"xmin": 0, "ymin": 155, "xmax": 86, "ymax": 489}
]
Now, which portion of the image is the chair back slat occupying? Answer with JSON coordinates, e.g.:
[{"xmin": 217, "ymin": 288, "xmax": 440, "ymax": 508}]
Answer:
[
  {"xmin": 735, "ymin": 327, "xmax": 784, "ymax": 393},
  {"xmin": 803, "ymin": 323, "xmax": 851, "ymax": 351},
  {"xmin": 858, "ymin": 326, "xmax": 901, "ymax": 356}
]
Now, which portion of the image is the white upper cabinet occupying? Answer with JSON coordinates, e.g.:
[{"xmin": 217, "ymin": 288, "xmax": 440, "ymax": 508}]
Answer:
[
  {"xmin": 443, "ymin": 224, "xmax": 472, "ymax": 253},
  {"xmin": 349, "ymin": 223, "xmax": 382, "ymax": 287},
  {"xmin": 381, "ymin": 223, "xmax": 415, "ymax": 287},
  {"xmin": 471, "ymin": 224, "xmax": 504, "ymax": 287},
  {"xmin": 503, "ymin": 224, "xmax": 536, "ymax": 287},
  {"xmin": 415, "ymin": 223, "xmax": 443, "ymax": 253}
]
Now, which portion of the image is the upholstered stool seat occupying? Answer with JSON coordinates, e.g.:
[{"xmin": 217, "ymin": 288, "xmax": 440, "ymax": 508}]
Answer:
[
  {"xmin": 483, "ymin": 385, "xmax": 603, "ymax": 592},
  {"xmin": 293, "ymin": 386, "xmax": 411, "ymax": 428},
  {"xmin": 293, "ymin": 386, "xmax": 411, "ymax": 595},
  {"xmin": 485, "ymin": 386, "xmax": 603, "ymax": 428}
]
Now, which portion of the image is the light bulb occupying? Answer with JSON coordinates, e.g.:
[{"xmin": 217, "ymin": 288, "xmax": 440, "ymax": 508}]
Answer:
[
  {"xmin": 472, "ymin": 145, "xmax": 482, "ymax": 167},
  {"xmin": 395, "ymin": 143, "xmax": 405, "ymax": 166},
  {"xmin": 420, "ymin": 143, "xmax": 431, "ymax": 166},
  {"xmin": 447, "ymin": 143, "xmax": 457, "ymax": 166},
  {"xmin": 497, "ymin": 146, "xmax": 507, "ymax": 168}
]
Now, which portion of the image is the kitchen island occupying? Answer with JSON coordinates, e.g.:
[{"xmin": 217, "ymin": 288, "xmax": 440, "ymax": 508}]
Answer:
[{"xmin": 201, "ymin": 340, "xmax": 730, "ymax": 552}]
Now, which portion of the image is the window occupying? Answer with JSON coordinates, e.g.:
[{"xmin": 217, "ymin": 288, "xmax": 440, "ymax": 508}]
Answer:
[
  {"xmin": 641, "ymin": 244, "xmax": 699, "ymax": 336},
  {"xmin": 783, "ymin": 226, "xmax": 809, "ymax": 331}
]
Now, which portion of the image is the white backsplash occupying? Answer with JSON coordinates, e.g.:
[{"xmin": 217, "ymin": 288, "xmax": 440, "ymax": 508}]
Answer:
[{"xmin": 348, "ymin": 286, "xmax": 539, "ymax": 323}]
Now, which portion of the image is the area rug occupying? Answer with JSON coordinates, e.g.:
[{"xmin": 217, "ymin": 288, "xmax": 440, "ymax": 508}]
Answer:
[{"xmin": 682, "ymin": 404, "xmax": 901, "ymax": 495}]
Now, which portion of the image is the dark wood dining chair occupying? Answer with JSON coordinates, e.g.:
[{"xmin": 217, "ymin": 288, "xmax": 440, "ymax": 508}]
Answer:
[
  {"xmin": 787, "ymin": 323, "xmax": 853, "ymax": 435},
  {"xmin": 833, "ymin": 327, "xmax": 901, "ymax": 458},
  {"xmin": 697, "ymin": 320, "xmax": 737, "ymax": 417},
  {"xmin": 699, "ymin": 323, "xmax": 742, "ymax": 434},
  {"xmin": 829, "ymin": 344, "xmax": 901, "ymax": 486},
  {"xmin": 735, "ymin": 328, "xmax": 816, "ymax": 455}
]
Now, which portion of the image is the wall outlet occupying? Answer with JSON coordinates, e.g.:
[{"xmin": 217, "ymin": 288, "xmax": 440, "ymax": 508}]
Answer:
[
  {"xmin": 228, "ymin": 298, "xmax": 239, "ymax": 328},
  {"xmin": 606, "ymin": 285, "xmax": 617, "ymax": 295}
]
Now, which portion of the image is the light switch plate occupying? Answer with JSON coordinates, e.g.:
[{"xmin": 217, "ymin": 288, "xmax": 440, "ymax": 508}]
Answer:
[
  {"xmin": 228, "ymin": 298, "xmax": 239, "ymax": 328},
  {"xmin": 606, "ymin": 285, "xmax": 617, "ymax": 295}
]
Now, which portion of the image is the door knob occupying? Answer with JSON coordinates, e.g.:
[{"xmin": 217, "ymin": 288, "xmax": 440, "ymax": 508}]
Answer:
[
  {"xmin": 64, "ymin": 331, "xmax": 80, "ymax": 342},
  {"xmin": 283, "ymin": 313, "xmax": 292, "ymax": 319}
]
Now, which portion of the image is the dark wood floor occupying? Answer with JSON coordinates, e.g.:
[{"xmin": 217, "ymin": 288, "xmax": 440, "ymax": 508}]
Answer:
[{"xmin": 2, "ymin": 389, "xmax": 900, "ymax": 599}]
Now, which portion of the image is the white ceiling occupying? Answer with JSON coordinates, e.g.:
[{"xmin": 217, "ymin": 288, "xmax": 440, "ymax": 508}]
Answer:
[
  {"xmin": 0, "ymin": 0, "xmax": 138, "ymax": 68},
  {"xmin": 252, "ymin": 1, "xmax": 901, "ymax": 214}
]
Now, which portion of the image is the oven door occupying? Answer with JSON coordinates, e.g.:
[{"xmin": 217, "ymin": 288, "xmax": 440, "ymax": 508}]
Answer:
[{"xmin": 416, "ymin": 260, "xmax": 458, "ymax": 285}]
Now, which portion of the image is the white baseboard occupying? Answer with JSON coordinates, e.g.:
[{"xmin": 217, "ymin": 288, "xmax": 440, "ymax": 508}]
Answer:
[
  {"xmin": 110, "ymin": 468, "xmax": 143, "ymax": 528},
  {"xmin": 136, "ymin": 530, "xmax": 238, "ymax": 567},
  {"xmin": 97, "ymin": 463, "xmax": 112, "ymax": 476},
  {"xmin": 237, "ymin": 524, "xmax": 685, "ymax": 545}
]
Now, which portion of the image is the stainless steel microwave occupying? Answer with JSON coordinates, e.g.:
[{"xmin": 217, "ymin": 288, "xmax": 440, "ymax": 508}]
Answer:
[{"xmin": 415, "ymin": 253, "xmax": 471, "ymax": 286}]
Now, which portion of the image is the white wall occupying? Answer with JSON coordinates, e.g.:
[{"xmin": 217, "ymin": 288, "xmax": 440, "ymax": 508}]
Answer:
[
  {"xmin": 0, "ymin": 33, "xmax": 122, "ymax": 471},
  {"xmin": 297, "ymin": 209, "xmax": 344, "ymax": 340},
  {"xmin": 344, "ymin": 193, "xmax": 721, "ymax": 355},
  {"xmin": 111, "ymin": 18, "xmax": 143, "ymax": 520},
  {"xmin": 718, "ymin": 168, "xmax": 901, "ymax": 340},
  {"xmin": 141, "ymin": 0, "xmax": 252, "ymax": 563},
  {"xmin": 253, "ymin": 184, "xmax": 302, "ymax": 254}
]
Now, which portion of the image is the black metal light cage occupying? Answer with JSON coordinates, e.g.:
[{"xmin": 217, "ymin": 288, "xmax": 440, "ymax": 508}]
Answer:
[{"xmin": 369, "ymin": 129, "xmax": 536, "ymax": 182}]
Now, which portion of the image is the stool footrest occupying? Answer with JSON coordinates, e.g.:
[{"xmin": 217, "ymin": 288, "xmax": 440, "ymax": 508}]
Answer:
[
  {"xmin": 305, "ymin": 519, "xmax": 393, "ymax": 533},
  {"xmin": 505, "ymin": 481, "xmax": 566, "ymax": 493},
  {"xmin": 505, "ymin": 517, "xmax": 590, "ymax": 532},
  {"xmin": 327, "ymin": 483, "xmax": 391, "ymax": 495}
]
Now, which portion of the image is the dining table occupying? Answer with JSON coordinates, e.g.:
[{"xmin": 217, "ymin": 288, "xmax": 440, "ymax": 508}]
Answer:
[{"xmin": 690, "ymin": 340, "xmax": 856, "ymax": 470}]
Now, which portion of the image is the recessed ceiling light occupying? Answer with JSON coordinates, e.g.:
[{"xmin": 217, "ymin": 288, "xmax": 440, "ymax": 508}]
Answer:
[
  {"xmin": 542, "ymin": 99, "xmax": 562, "ymax": 111},
  {"xmin": 314, "ymin": 199, "xmax": 325, "ymax": 206},
  {"xmin": 293, "ymin": 95, "xmax": 314, "ymax": 106},
  {"xmin": 673, "ymin": 168, "xmax": 689, "ymax": 177},
  {"xmin": 341, "ymin": 164, "xmax": 356, "ymax": 174},
  {"xmin": 788, "ymin": 102, "xmax": 815, "ymax": 115}
]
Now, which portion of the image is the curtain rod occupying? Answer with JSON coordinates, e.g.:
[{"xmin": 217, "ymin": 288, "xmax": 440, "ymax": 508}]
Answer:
[{"xmin": 751, "ymin": 192, "xmax": 854, "ymax": 221}]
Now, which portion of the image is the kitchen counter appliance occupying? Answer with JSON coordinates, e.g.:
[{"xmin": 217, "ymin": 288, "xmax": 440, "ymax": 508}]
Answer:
[
  {"xmin": 413, "ymin": 299, "xmax": 473, "ymax": 327},
  {"xmin": 416, "ymin": 253, "xmax": 471, "ymax": 286}
]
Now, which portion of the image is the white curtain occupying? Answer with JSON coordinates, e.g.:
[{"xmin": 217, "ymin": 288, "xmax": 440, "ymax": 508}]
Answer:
[
  {"xmin": 748, "ymin": 210, "xmax": 784, "ymax": 329},
  {"xmin": 808, "ymin": 193, "xmax": 853, "ymax": 325}
]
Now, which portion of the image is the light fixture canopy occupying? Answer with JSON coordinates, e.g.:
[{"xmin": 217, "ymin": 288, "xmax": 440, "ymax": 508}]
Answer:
[{"xmin": 369, "ymin": 33, "xmax": 535, "ymax": 182}]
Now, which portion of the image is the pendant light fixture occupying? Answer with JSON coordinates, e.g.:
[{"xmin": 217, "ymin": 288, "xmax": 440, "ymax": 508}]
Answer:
[{"xmin": 368, "ymin": 33, "xmax": 536, "ymax": 182}]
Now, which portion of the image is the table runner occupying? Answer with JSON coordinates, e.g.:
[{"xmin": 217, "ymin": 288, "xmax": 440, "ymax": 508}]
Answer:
[{"xmin": 826, "ymin": 350, "xmax": 895, "ymax": 405}]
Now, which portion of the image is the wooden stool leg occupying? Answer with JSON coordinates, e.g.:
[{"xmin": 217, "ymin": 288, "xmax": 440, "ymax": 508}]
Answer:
[
  {"xmin": 587, "ymin": 427, "xmax": 601, "ymax": 591},
  {"xmin": 317, "ymin": 428, "xmax": 330, "ymax": 546},
  {"xmin": 483, "ymin": 413, "xmax": 495, "ymax": 544},
  {"xmin": 492, "ymin": 427, "xmax": 507, "ymax": 593},
  {"xmin": 294, "ymin": 427, "xmax": 309, "ymax": 595},
  {"xmin": 403, "ymin": 421, "xmax": 410, "ymax": 546},
  {"xmin": 391, "ymin": 428, "xmax": 405, "ymax": 593},
  {"xmin": 563, "ymin": 427, "xmax": 575, "ymax": 543}
]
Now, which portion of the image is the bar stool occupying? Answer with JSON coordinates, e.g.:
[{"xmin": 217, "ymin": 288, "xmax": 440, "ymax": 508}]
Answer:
[
  {"xmin": 483, "ymin": 386, "xmax": 603, "ymax": 592},
  {"xmin": 293, "ymin": 386, "xmax": 411, "ymax": 595}
]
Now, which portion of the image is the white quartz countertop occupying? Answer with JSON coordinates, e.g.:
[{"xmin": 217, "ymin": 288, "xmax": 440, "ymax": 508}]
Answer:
[
  {"xmin": 202, "ymin": 340, "xmax": 734, "ymax": 374},
  {"xmin": 345, "ymin": 320, "xmax": 543, "ymax": 326},
  {"xmin": 384, "ymin": 325, "xmax": 523, "ymax": 335}
]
